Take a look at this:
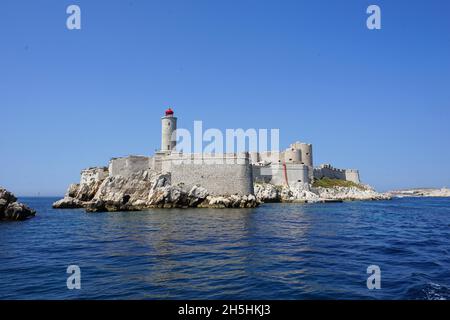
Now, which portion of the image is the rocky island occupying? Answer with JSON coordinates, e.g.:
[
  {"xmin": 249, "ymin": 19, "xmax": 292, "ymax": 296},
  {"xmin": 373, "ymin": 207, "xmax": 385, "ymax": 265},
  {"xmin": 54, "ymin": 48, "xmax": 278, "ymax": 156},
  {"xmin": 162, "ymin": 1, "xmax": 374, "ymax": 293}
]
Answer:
[
  {"xmin": 0, "ymin": 187, "xmax": 36, "ymax": 221},
  {"xmin": 53, "ymin": 108, "xmax": 389, "ymax": 212},
  {"xmin": 53, "ymin": 168, "xmax": 258, "ymax": 211},
  {"xmin": 53, "ymin": 167, "xmax": 388, "ymax": 212}
]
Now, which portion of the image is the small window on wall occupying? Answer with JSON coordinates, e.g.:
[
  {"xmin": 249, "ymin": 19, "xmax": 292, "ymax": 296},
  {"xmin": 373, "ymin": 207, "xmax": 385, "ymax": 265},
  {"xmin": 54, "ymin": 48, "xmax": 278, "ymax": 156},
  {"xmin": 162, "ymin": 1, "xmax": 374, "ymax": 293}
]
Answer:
[
  {"xmin": 289, "ymin": 159, "xmax": 292, "ymax": 161},
  {"xmin": 298, "ymin": 180, "xmax": 301, "ymax": 182},
  {"xmin": 167, "ymin": 145, "xmax": 170, "ymax": 149},
  {"xmin": 168, "ymin": 123, "xmax": 171, "ymax": 127},
  {"xmin": 306, "ymin": 153, "xmax": 309, "ymax": 155}
]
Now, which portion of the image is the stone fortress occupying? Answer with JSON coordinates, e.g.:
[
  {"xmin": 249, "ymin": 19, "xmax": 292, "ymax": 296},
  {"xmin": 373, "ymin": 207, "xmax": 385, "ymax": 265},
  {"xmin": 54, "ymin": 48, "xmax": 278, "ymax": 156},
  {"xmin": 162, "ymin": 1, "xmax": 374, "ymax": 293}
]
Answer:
[{"xmin": 101, "ymin": 108, "xmax": 360, "ymax": 196}]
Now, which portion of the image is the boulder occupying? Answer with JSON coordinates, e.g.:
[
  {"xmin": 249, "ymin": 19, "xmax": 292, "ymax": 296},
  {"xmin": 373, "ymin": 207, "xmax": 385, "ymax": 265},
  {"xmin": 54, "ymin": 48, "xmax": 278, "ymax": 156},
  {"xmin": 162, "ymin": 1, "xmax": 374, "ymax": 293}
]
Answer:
[
  {"xmin": 0, "ymin": 188, "xmax": 17, "ymax": 204},
  {"xmin": 52, "ymin": 197, "xmax": 85, "ymax": 209},
  {"xmin": 281, "ymin": 183, "xmax": 321, "ymax": 203},
  {"xmin": 254, "ymin": 183, "xmax": 280, "ymax": 202},
  {"xmin": 187, "ymin": 185, "xmax": 209, "ymax": 207},
  {"xmin": 0, "ymin": 187, "xmax": 36, "ymax": 221},
  {"xmin": 255, "ymin": 182, "xmax": 320, "ymax": 203},
  {"xmin": 198, "ymin": 194, "xmax": 259, "ymax": 208}
]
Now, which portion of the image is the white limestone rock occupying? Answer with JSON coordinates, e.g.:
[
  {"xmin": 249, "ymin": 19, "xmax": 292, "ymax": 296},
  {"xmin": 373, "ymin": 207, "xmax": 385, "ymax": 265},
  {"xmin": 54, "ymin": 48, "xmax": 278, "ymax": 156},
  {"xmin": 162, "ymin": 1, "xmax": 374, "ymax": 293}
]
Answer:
[
  {"xmin": 93, "ymin": 170, "xmax": 162, "ymax": 206},
  {"xmin": 52, "ymin": 197, "xmax": 85, "ymax": 209},
  {"xmin": 313, "ymin": 186, "xmax": 390, "ymax": 201},
  {"xmin": 147, "ymin": 185, "xmax": 190, "ymax": 208},
  {"xmin": 254, "ymin": 183, "xmax": 280, "ymax": 202},
  {"xmin": 198, "ymin": 194, "xmax": 258, "ymax": 208},
  {"xmin": 54, "ymin": 167, "xmax": 110, "ymax": 209},
  {"xmin": 255, "ymin": 182, "xmax": 389, "ymax": 203},
  {"xmin": 255, "ymin": 182, "xmax": 321, "ymax": 203},
  {"xmin": 187, "ymin": 185, "xmax": 209, "ymax": 207},
  {"xmin": 56, "ymin": 165, "xmax": 256, "ymax": 211},
  {"xmin": 281, "ymin": 183, "xmax": 322, "ymax": 202}
]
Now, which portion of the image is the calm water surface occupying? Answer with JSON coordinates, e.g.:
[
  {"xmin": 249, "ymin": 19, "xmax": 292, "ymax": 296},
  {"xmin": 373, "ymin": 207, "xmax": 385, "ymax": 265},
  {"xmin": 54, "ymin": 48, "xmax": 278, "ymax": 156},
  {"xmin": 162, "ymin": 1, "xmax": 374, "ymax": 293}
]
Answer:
[{"xmin": 1, "ymin": 197, "xmax": 449, "ymax": 299}]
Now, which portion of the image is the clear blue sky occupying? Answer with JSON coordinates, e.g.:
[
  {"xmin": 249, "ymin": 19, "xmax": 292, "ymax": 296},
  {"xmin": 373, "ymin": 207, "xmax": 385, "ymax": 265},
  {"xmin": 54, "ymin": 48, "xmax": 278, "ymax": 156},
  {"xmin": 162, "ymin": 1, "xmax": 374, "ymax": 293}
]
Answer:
[{"xmin": 1, "ymin": 0, "xmax": 449, "ymax": 196}]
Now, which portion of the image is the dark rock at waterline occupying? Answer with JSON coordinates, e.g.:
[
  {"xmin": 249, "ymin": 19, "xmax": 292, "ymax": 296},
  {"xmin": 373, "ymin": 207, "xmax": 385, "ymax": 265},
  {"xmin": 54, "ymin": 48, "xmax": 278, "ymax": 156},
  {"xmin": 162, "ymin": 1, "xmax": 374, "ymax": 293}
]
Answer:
[
  {"xmin": 0, "ymin": 187, "xmax": 36, "ymax": 221},
  {"xmin": 84, "ymin": 199, "xmax": 142, "ymax": 213},
  {"xmin": 0, "ymin": 188, "xmax": 17, "ymax": 205},
  {"xmin": 52, "ymin": 197, "xmax": 85, "ymax": 209}
]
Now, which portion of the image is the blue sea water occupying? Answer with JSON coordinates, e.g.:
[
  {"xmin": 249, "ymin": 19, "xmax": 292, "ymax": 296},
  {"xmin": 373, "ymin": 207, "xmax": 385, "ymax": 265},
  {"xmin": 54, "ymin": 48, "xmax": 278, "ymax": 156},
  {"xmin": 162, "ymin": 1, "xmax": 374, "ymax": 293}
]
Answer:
[{"xmin": 0, "ymin": 197, "xmax": 449, "ymax": 300}]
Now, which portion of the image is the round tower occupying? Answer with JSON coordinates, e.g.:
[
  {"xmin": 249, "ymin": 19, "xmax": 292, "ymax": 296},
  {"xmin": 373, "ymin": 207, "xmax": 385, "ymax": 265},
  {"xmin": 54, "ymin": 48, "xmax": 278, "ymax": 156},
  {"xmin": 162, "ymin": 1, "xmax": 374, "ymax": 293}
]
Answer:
[
  {"xmin": 161, "ymin": 107, "xmax": 177, "ymax": 152},
  {"xmin": 284, "ymin": 147, "xmax": 301, "ymax": 163},
  {"xmin": 299, "ymin": 143, "xmax": 313, "ymax": 167}
]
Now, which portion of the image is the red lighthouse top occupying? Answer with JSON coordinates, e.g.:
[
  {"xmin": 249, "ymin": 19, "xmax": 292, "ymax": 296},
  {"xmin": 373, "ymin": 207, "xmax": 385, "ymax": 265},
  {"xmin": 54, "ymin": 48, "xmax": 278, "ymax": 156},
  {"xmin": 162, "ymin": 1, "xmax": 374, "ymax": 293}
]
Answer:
[{"xmin": 165, "ymin": 107, "xmax": 174, "ymax": 116}]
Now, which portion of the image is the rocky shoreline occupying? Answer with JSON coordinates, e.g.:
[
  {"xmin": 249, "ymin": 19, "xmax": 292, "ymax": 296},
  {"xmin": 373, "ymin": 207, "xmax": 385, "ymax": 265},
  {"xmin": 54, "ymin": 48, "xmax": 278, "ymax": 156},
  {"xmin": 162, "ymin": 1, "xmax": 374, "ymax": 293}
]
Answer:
[
  {"xmin": 53, "ymin": 170, "xmax": 258, "ymax": 211},
  {"xmin": 53, "ymin": 167, "xmax": 390, "ymax": 212},
  {"xmin": 0, "ymin": 187, "xmax": 36, "ymax": 221},
  {"xmin": 254, "ymin": 182, "xmax": 390, "ymax": 203}
]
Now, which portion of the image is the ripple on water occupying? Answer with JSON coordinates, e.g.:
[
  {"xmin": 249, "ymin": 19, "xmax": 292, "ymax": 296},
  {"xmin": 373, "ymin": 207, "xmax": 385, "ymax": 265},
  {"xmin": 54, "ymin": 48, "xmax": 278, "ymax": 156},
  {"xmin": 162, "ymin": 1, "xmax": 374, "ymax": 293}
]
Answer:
[{"xmin": 0, "ymin": 197, "xmax": 449, "ymax": 299}]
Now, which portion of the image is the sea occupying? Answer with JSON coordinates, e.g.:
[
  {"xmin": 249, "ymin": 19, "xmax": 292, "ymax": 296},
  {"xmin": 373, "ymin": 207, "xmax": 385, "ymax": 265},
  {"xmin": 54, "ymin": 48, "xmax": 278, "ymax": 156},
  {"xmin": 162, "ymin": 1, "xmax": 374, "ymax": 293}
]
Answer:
[{"xmin": 1, "ymin": 197, "xmax": 449, "ymax": 300}]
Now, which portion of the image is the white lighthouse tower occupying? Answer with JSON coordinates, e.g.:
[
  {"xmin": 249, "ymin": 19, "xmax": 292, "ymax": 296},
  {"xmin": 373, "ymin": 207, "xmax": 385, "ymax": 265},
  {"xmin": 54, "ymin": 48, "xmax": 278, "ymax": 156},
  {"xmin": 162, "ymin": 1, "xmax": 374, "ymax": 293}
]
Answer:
[{"xmin": 161, "ymin": 107, "xmax": 177, "ymax": 152}]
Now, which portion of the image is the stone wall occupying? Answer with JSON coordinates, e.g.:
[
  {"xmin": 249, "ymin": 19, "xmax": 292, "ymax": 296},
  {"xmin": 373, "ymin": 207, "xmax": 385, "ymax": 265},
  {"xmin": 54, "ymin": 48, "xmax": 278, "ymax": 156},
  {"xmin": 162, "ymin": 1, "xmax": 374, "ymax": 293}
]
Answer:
[
  {"xmin": 253, "ymin": 163, "xmax": 310, "ymax": 186},
  {"xmin": 273, "ymin": 163, "xmax": 310, "ymax": 185},
  {"xmin": 166, "ymin": 152, "xmax": 254, "ymax": 196},
  {"xmin": 258, "ymin": 151, "xmax": 282, "ymax": 164},
  {"xmin": 80, "ymin": 167, "xmax": 109, "ymax": 184},
  {"xmin": 252, "ymin": 142, "xmax": 313, "ymax": 171},
  {"xmin": 252, "ymin": 165, "xmax": 273, "ymax": 184},
  {"xmin": 109, "ymin": 156, "xmax": 152, "ymax": 178},
  {"xmin": 344, "ymin": 169, "xmax": 361, "ymax": 184},
  {"xmin": 314, "ymin": 164, "xmax": 360, "ymax": 184}
]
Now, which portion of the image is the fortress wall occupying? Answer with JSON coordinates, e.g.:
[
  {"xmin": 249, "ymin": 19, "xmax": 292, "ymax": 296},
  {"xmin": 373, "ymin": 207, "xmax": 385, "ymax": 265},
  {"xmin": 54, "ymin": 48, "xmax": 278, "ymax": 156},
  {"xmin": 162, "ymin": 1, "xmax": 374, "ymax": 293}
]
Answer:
[
  {"xmin": 258, "ymin": 151, "xmax": 282, "ymax": 164},
  {"xmin": 345, "ymin": 169, "xmax": 361, "ymax": 184},
  {"xmin": 314, "ymin": 164, "xmax": 346, "ymax": 180},
  {"xmin": 165, "ymin": 152, "xmax": 250, "ymax": 165},
  {"xmin": 270, "ymin": 164, "xmax": 310, "ymax": 186},
  {"xmin": 80, "ymin": 167, "xmax": 109, "ymax": 184},
  {"xmin": 152, "ymin": 151, "xmax": 171, "ymax": 173},
  {"xmin": 109, "ymin": 156, "xmax": 152, "ymax": 178},
  {"xmin": 314, "ymin": 164, "xmax": 360, "ymax": 184},
  {"xmin": 253, "ymin": 163, "xmax": 310, "ymax": 186},
  {"xmin": 252, "ymin": 165, "xmax": 273, "ymax": 183},
  {"xmin": 168, "ymin": 152, "xmax": 254, "ymax": 196}
]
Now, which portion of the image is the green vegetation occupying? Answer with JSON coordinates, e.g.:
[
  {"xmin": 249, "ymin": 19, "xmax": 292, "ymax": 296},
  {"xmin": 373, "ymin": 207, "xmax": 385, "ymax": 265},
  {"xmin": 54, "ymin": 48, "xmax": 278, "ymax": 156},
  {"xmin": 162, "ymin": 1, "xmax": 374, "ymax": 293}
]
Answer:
[{"xmin": 312, "ymin": 177, "xmax": 366, "ymax": 190}]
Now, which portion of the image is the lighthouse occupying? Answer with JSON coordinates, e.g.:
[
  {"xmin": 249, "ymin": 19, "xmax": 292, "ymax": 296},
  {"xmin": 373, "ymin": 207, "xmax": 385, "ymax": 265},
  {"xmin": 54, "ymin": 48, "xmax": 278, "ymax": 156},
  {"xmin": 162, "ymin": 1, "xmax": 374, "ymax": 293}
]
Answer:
[{"xmin": 161, "ymin": 107, "xmax": 177, "ymax": 152}]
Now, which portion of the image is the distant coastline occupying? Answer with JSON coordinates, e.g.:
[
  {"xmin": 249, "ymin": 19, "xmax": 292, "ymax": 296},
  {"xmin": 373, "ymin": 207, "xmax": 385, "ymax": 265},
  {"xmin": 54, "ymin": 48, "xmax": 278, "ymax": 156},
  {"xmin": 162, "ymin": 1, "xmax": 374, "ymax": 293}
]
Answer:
[{"xmin": 387, "ymin": 188, "xmax": 450, "ymax": 198}]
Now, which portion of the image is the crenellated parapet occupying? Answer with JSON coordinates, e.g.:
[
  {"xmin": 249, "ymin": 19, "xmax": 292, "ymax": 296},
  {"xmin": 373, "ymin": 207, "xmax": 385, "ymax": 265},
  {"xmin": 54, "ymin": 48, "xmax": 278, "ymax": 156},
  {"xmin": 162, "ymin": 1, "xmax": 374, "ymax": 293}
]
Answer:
[{"xmin": 314, "ymin": 164, "xmax": 361, "ymax": 184}]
